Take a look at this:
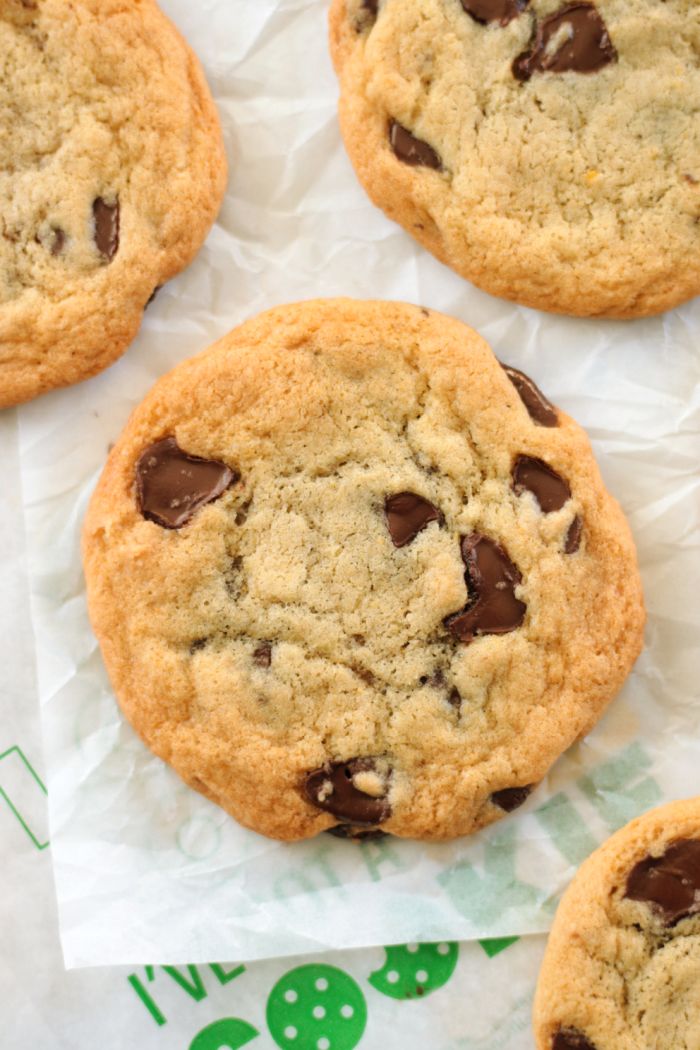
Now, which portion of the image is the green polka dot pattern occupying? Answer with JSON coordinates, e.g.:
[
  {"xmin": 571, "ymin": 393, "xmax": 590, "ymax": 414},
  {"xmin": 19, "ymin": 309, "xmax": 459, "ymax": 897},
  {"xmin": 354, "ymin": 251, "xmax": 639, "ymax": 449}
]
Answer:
[
  {"xmin": 189, "ymin": 1017, "xmax": 259, "ymax": 1049},
  {"xmin": 369, "ymin": 942, "xmax": 459, "ymax": 1000},
  {"xmin": 266, "ymin": 964, "xmax": 367, "ymax": 1050}
]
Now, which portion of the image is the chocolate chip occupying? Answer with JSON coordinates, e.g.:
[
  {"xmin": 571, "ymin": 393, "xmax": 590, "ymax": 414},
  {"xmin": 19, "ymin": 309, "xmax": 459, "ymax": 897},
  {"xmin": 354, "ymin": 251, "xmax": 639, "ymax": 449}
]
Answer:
[
  {"xmin": 420, "ymin": 671, "xmax": 459, "ymax": 707},
  {"xmin": 36, "ymin": 227, "xmax": 66, "ymax": 256},
  {"xmin": 326, "ymin": 825, "xmax": 388, "ymax": 841},
  {"xmin": 389, "ymin": 121, "xmax": 442, "ymax": 170},
  {"xmin": 355, "ymin": 0, "xmax": 378, "ymax": 31},
  {"xmin": 49, "ymin": 228, "xmax": 65, "ymax": 256},
  {"xmin": 190, "ymin": 638, "xmax": 208, "ymax": 654},
  {"xmin": 136, "ymin": 437, "xmax": 237, "ymax": 529},
  {"xmin": 253, "ymin": 643, "xmax": 272, "ymax": 668},
  {"xmin": 230, "ymin": 501, "xmax": 249, "ymax": 527},
  {"xmin": 513, "ymin": 3, "xmax": 616, "ymax": 81},
  {"xmin": 93, "ymin": 197, "xmax": 120, "ymax": 261},
  {"xmin": 461, "ymin": 0, "xmax": 528, "ymax": 26},
  {"xmin": 501, "ymin": 364, "xmax": 558, "ymax": 427},
  {"xmin": 512, "ymin": 455, "xmax": 571, "ymax": 513},
  {"xmin": 625, "ymin": 839, "xmax": 700, "ymax": 926},
  {"xmin": 305, "ymin": 759, "xmax": 391, "ymax": 824},
  {"xmin": 553, "ymin": 1031, "xmax": 598, "ymax": 1050},
  {"xmin": 491, "ymin": 785, "xmax": 534, "ymax": 812},
  {"xmin": 385, "ymin": 492, "xmax": 442, "ymax": 547},
  {"xmin": 564, "ymin": 515, "xmax": 583, "ymax": 554},
  {"xmin": 445, "ymin": 534, "xmax": 526, "ymax": 643},
  {"xmin": 422, "ymin": 670, "xmax": 445, "ymax": 689}
]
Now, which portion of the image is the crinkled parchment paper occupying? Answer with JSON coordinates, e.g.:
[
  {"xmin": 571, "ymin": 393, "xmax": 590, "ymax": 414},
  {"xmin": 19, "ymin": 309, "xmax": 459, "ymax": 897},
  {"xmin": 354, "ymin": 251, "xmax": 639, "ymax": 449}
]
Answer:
[{"xmin": 16, "ymin": 0, "xmax": 700, "ymax": 967}]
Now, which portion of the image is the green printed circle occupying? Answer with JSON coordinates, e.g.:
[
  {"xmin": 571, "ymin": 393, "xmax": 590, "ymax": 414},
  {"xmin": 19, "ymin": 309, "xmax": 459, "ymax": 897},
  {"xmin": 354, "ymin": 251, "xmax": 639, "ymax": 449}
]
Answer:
[
  {"xmin": 369, "ymin": 942, "xmax": 459, "ymax": 1000},
  {"xmin": 189, "ymin": 1017, "xmax": 259, "ymax": 1050},
  {"xmin": 266, "ymin": 964, "xmax": 367, "ymax": 1050}
]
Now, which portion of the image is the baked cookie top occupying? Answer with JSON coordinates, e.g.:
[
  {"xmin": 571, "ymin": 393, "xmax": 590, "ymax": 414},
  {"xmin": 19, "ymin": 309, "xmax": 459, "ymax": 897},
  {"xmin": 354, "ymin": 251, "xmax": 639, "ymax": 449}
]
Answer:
[
  {"xmin": 0, "ymin": 0, "xmax": 226, "ymax": 408},
  {"xmin": 330, "ymin": 0, "xmax": 700, "ymax": 318},
  {"xmin": 534, "ymin": 797, "xmax": 700, "ymax": 1050},
  {"xmin": 83, "ymin": 299, "xmax": 644, "ymax": 841}
]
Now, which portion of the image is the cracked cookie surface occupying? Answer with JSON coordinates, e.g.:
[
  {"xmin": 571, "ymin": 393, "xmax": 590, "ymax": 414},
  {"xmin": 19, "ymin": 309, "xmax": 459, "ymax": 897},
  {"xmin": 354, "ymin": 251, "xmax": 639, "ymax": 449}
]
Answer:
[
  {"xmin": 534, "ymin": 798, "xmax": 700, "ymax": 1050},
  {"xmin": 330, "ymin": 0, "xmax": 700, "ymax": 318},
  {"xmin": 83, "ymin": 299, "xmax": 644, "ymax": 841},
  {"xmin": 0, "ymin": 0, "xmax": 226, "ymax": 407}
]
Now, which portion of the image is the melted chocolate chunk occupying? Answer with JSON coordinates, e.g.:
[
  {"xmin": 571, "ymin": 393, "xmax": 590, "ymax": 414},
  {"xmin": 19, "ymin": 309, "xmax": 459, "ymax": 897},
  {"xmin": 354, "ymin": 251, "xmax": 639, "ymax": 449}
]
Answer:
[
  {"xmin": 389, "ymin": 121, "xmax": 442, "ymax": 170},
  {"xmin": 502, "ymin": 364, "xmax": 558, "ymax": 427},
  {"xmin": 305, "ymin": 759, "xmax": 391, "ymax": 824},
  {"xmin": 385, "ymin": 492, "xmax": 442, "ymax": 547},
  {"xmin": 513, "ymin": 3, "xmax": 616, "ymax": 81},
  {"xmin": 445, "ymin": 534, "xmax": 526, "ymax": 643},
  {"xmin": 461, "ymin": 0, "xmax": 528, "ymax": 26},
  {"xmin": 136, "ymin": 437, "xmax": 237, "ymax": 529},
  {"xmin": 512, "ymin": 455, "xmax": 571, "ymax": 512},
  {"xmin": 492, "ymin": 785, "xmax": 534, "ymax": 812},
  {"xmin": 564, "ymin": 515, "xmax": 583, "ymax": 554},
  {"xmin": 253, "ymin": 643, "xmax": 272, "ymax": 668},
  {"xmin": 93, "ymin": 197, "xmax": 120, "ymax": 261},
  {"xmin": 326, "ymin": 825, "xmax": 388, "ymax": 841},
  {"xmin": 448, "ymin": 687, "xmax": 462, "ymax": 709},
  {"xmin": 625, "ymin": 839, "xmax": 700, "ymax": 925},
  {"xmin": 553, "ymin": 1031, "xmax": 598, "ymax": 1050}
]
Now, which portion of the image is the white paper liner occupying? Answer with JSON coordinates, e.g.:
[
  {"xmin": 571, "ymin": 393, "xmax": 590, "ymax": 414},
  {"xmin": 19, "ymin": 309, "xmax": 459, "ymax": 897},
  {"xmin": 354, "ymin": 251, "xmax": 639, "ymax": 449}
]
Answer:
[{"xmin": 15, "ymin": 0, "xmax": 700, "ymax": 967}]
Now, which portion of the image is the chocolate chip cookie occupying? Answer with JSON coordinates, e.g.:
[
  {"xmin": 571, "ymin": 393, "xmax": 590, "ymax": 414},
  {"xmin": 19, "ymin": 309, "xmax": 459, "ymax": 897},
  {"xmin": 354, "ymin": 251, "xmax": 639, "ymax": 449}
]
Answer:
[
  {"xmin": 330, "ymin": 0, "xmax": 700, "ymax": 318},
  {"xmin": 0, "ymin": 0, "xmax": 226, "ymax": 408},
  {"xmin": 83, "ymin": 299, "xmax": 644, "ymax": 841},
  {"xmin": 534, "ymin": 798, "xmax": 700, "ymax": 1050}
]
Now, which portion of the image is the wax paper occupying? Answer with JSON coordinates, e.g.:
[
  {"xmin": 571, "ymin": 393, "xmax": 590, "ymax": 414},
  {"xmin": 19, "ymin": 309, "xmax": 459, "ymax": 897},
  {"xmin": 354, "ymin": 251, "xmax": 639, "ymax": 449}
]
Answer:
[{"xmin": 15, "ymin": 0, "xmax": 700, "ymax": 969}]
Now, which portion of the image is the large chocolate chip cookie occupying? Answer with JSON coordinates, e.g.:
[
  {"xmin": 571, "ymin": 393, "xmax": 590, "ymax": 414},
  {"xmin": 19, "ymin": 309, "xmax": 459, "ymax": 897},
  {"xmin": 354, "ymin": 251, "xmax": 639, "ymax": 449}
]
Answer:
[{"xmin": 83, "ymin": 299, "xmax": 645, "ymax": 841}]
